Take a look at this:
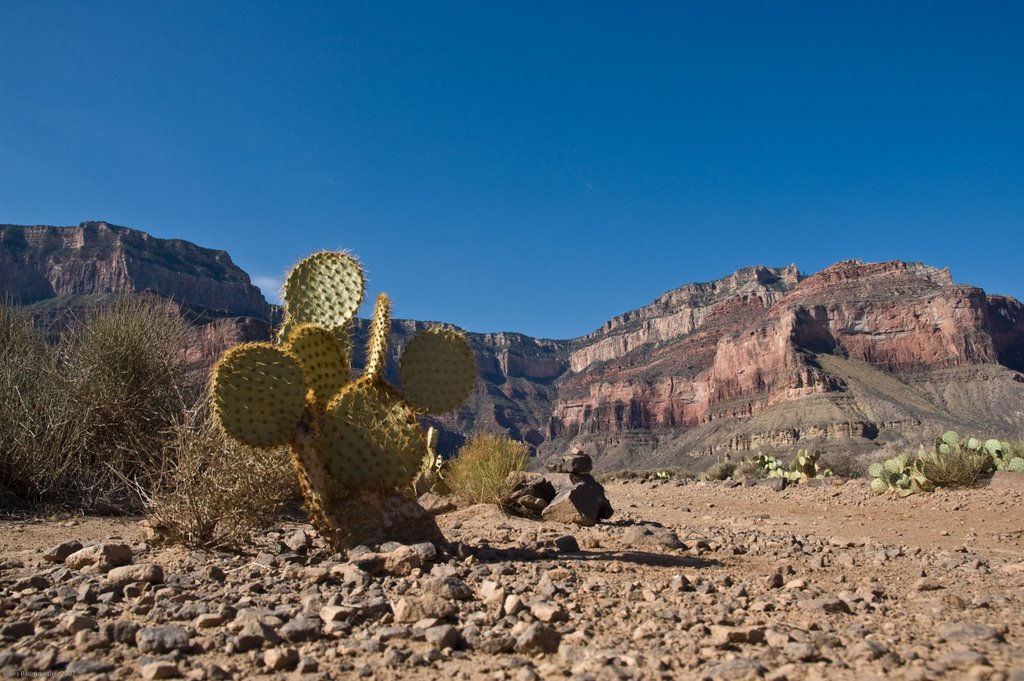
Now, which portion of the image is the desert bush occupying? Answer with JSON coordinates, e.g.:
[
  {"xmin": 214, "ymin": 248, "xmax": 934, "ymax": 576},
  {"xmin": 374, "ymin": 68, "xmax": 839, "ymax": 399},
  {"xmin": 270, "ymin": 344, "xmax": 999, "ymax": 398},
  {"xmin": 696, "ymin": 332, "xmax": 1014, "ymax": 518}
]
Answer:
[
  {"xmin": 0, "ymin": 298, "xmax": 195, "ymax": 510},
  {"xmin": 704, "ymin": 456, "xmax": 736, "ymax": 481},
  {"xmin": 735, "ymin": 457, "xmax": 767, "ymax": 480},
  {"xmin": 144, "ymin": 407, "xmax": 296, "ymax": 549},
  {"xmin": 819, "ymin": 450, "xmax": 866, "ymax": 479},
  {"xmin": 914, "ymin": 445, "xmax": 988, "ymax": 488},
  {"xmin": 446, "ymin": 432, "xmax": 529, "ymax": 507}
]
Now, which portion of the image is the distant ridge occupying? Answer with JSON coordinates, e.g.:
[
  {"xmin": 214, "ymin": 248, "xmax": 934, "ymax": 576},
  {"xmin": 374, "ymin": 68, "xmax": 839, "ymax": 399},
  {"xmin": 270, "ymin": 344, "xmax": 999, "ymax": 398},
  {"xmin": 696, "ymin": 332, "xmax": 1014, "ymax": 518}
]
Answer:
[{"xmin": 3, "ymin": 221, "xmax": 1022, "ymax": 469}]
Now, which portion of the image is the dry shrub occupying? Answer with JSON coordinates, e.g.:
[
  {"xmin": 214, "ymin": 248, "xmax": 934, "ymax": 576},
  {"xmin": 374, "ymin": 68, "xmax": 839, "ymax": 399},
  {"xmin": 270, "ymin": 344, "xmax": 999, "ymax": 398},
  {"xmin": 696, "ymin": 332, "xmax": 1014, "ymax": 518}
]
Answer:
[
  {"xmin": 145, "ymin": 407, "xmax": 297, "ymax": 549},
  {"xmin": 916, "ymin": 448, "xmax": 989, "ymax": 488},
  {"xmin": 0, "ymin": 298, "xmax": 195, "ymax": 510},
  {"xmin": 735, "ymin": 458, "xmax": 767, "ymax": 480},
  {"xmin": 446, "ymin": 432, "xmax": 529, "ymax": 507},
  {"xmin": 819, "ymin": 450, "xmax": 867, "ymax": 479},
  {"xmin": 704, "ymin": 457, "xmax": 736, "ymax": 481}
]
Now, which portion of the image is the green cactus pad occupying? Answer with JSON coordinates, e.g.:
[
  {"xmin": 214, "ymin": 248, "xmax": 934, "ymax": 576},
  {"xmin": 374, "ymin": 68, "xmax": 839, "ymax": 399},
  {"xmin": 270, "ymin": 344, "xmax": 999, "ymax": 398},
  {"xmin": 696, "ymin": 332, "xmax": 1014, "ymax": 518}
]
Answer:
[
  {"xmin": 321, "ymin": 379, "xmax": 423, "ymax": 490},
  {"xmin": 869, "ymin": 478, "xmax": 888, "ymax": 494},
  {"xmin": 941, "ymin": 431, "xmax": 959, "ymax": 447},
  {"xmin": 363, "ymin": 293, "xmax": 391, "ymax": 382},
  {"xmin": 283, "ymin": 251, "xmax": 365, "ymax": 331},
  {"xmin": 285, "ymin": 324, "xmax": 350, "ymax": 406},
  {"xmin": 399, "ymin": 327, "xmax": 477, "ymax": 414},
  {"xmin": 867, "ymin": 462, "xmax": 883, "ymax": 478},
  {"xmin": 211, "ymin": 343, "xmax": 306, "ymax": 447},
  {"xmin": 1008, "ymin": 458, "xmax": 1024, "ymax": 473},
  {"xmin": 984, "ymin": 439, "xmax": 1003, "ymax": 457},
  {"xmin": 965, "ymin": 437, "xmax": 981, "ymax": 451}
]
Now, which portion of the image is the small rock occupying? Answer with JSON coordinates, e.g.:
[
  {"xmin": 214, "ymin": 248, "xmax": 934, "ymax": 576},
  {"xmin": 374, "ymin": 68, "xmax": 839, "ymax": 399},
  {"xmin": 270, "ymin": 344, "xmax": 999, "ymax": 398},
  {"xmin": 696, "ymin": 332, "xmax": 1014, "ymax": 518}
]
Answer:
[
  {"xmin": 141, "ymin": 661, "xmax": 181, "ymax": 680},
  {"xmin": 530, "ymin": 602, "xmax": 568, "ymax": 623},
  {"xmin": 621, "ymin": 524, "xmax": 685, "ymax": 551},
  {"xmin": 0, "ymin": 621, "xmax": 34, "ymax": 639},
  {"xmin": 425, "ymin": 624, "xmax": 460, "ymax": 649},
  {"xmin": 938, "ymin": 623, "xmax": 1004, "ymax": 643},
  {"xmin": 320, "ymin": 605, "xmax": 356, "ymax": 624},
  {"xmin": 74, "ymin": 630, "xmax": 111, "ymax": 651},
  {"xmin": 554, "ymin": 535, "xmax": 580, "ymax": 553},
  {"xmin": 263, "ymin": 647, "xmax": 299, "ymax": 671},
  {"xmin": 547, "ymin": 453, "xmax": 593, "ymax": 474},
  {"xmin": 194, "ymin": 614, "xmax": 224, "ymax": 629},
  {"xmin": 64, "ymin": 544, "xmax": 133, "ymax": 571},
  {"xmin": 63, "ymin": 613, "xmax": 98, "ymax": 634},
  {"xmin": 710, "ymin": 625, "xmax": 766, "ymax": 646},
  {"xmin": 136, "ymin": 626, "xmax": 190, "ymax": 654},
  {"xmin": 703, "ymin": 657, "xmax": 768, "ymax": 680},
  {"xmin": 515, "ymin": 623, "xmax": 561, "ymax": 654},
  {"xmin": 283, "ymin": 530, "xmax": 312, "ymax": 553},
  {"xmin": 393, "ymin": 594, "xmax": 455, "ymax": 623},
  {"xmin": 106, "ymin": 563, "xmax": 164, "ymax": 586},
  {"xmin": 281, "ymin": 617, "xmax": 321, "ymax": 642},
  {"xmin": 418, "ymin": 492, "xmax": 456, "ymax": 515},
  {"xmin": 542, "ymin": 484, "xmax": 604, "ymax": 526},
  {"xmin": 799, "ymin": 596, "xmax": 851, "ymax": 615},
  {"xmin": 43, "ymin": 540, "xmax": 83, "ymax": 564}
]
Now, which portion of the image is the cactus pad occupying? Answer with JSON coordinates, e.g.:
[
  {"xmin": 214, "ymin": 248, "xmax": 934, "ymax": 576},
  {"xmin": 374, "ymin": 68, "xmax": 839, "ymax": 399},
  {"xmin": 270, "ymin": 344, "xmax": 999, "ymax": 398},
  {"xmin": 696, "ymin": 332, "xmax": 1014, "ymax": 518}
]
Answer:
[
  {"xmin": 285, "ymin": 324, "xmax": 350, "ymax": 406},
  {"xmin": 400, "ymin": 328, "xmax": 476, "ymax": 414},
  {"xmin": 283, "ymin": 251, "xmax": 365, "ymax": 331},
  {"xmin": 321, "ymin": 380, "xmax": 423, "ymax": 490},
  {"xmin": 363, "ymin": 293, "xmax": 392, "ymax": 382},
  {"xmin": 211, "ymin": 343, "xmax": 306, "ymax": 447}
]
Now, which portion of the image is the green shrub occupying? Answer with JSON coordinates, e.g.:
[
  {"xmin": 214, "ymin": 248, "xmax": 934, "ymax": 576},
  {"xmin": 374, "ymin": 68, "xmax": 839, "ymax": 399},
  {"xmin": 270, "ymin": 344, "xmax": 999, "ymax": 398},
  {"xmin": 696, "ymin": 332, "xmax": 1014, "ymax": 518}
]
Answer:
[
  {"xmin": 144, "ymin": 407, "xmax": 297, "ymax": 549},
  {"xmin": 704, "ymin": 456, "xmax": 736, "ymax": 481},
  {"xmin": 446, "ymin": 432, "xmax": 529, "ymax": 507}
]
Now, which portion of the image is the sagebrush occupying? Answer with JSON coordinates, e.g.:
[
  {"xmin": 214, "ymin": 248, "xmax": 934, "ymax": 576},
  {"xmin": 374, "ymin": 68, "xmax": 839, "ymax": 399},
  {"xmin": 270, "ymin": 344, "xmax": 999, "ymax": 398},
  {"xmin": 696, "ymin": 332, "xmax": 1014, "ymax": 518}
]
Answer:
[
  {"xmin": 0, "ymin": 298, "xmax": 196, "ymax": 510},
  {"xmin": 145, "ymin": 407, "xmax": 297, "ymax": 549},
  {"xmin": 446, "ymin": 432, "xmax": 529, "ymax": 507}
]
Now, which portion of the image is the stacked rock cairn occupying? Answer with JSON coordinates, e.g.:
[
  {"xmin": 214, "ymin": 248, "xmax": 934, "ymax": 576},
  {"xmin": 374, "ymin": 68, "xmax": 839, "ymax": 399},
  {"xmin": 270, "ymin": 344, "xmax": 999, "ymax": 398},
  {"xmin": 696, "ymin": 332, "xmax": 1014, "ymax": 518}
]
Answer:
[{"xmin": 506, "ymin": 449, "xmax": 613, "ymax": 526}]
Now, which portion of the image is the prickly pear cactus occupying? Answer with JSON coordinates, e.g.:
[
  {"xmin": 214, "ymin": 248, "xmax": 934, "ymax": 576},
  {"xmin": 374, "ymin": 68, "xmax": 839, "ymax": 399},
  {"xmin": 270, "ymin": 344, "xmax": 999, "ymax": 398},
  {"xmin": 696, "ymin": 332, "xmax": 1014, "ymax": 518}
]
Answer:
[
  {"xmin": 210, "ymin": 251, "xmax": 476, "ymax": 550},
  {"xmin": 868, "ymin": 451, "xmax": 932, "ymax": 497},
  {"xmin": 755, "ymin": 449, "xmax": 831, "ymax": 483}
]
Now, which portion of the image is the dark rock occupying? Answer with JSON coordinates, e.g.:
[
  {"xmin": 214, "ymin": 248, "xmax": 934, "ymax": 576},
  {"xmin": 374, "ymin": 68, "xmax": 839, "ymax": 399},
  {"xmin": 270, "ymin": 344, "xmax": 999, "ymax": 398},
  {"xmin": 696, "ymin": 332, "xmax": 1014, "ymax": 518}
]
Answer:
[
  {"xmin": 0, "ymin": 621, "xmax": 34, "ymax": 639},
  {"xmin": 547, "ymin": 453, "xmax": 593, "ymax": 474},
  {"xmin": 554, "ymin": 535, "xmax": 580, "ymax": 553},
  {"xmin": 280, "ymin": 617, "xmax": 321, "ymax": 643},
  {"xmin": 43, "ymin": 540, "xmax": 83, "ymax": 564},
  {"xmin": 136, "ymin": 626, "xmax": 190, "ymax": 654},
  {"xmin": 424, "ymin": 624, "xmax": 461, "ymax": 649},
  {"xmin": 65, "ymin": 659, "xmax": 116, "ymax": 675},
  {"xmin": 621, "ymin": 524, "xmax": 685, "ymax": 551},
  {"xmin": 515, "ymin": 623, "xmax": 561, "ymax": 654}
]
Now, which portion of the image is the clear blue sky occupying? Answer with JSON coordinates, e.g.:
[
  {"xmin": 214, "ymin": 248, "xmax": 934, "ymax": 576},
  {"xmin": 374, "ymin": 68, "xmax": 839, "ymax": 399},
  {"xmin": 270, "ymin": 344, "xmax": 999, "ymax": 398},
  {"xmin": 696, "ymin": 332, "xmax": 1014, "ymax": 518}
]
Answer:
[{"xmin": 1, "ymin": 2, "xmax": 1021, "ymax": 339}]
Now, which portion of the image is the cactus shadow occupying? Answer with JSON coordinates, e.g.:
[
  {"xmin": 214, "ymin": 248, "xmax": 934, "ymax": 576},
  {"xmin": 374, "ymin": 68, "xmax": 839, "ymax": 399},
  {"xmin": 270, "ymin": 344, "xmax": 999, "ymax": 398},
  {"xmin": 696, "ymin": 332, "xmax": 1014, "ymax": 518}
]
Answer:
[{"xmin": 460, "ymin": 544, "xmax": 719, "ymax": 569}]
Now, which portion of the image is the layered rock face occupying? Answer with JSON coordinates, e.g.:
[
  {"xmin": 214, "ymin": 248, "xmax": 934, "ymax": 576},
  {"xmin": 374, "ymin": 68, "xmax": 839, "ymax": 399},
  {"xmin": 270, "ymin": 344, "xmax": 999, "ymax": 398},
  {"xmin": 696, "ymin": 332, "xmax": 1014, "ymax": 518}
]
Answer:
[
  {"xmin": 549, "ymin": 260, "xmax": 1024, "ymax": 469},
  {"xmin": 5, "ymin": 221, "xmax": 1022, "ymax": 471},
  {"xmin": 0, "ymin": 222, "xmax": 271, "ymax": 318}
]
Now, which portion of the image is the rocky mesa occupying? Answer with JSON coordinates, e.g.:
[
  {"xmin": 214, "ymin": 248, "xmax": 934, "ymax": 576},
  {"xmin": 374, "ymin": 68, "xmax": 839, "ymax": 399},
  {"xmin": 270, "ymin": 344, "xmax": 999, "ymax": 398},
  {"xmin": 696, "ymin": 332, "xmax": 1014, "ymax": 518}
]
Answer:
[
  {"xmin": 551, "ymin": 260, "xmax": 1024, "ymax": 470},
  {"xmin": 3, "ymin": 221, "xmax": 1023, "ymax": 471}
]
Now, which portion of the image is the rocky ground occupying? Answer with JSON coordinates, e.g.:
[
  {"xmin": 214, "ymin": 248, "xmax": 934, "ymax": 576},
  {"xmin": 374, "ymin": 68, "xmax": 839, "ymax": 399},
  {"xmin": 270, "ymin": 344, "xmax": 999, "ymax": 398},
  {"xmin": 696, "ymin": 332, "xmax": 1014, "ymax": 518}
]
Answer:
[{"xmin": 2, "ymin": 475, "xmax": 1023, "ymax": 681}]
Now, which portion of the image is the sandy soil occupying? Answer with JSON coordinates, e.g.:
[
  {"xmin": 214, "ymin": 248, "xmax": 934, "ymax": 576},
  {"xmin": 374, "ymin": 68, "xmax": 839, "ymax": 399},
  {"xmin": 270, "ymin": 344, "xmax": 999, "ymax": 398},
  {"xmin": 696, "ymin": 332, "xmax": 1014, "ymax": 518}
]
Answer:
[{"xmin": 1, "ymin": 475, "xmax": 1022, "ymax": 680}]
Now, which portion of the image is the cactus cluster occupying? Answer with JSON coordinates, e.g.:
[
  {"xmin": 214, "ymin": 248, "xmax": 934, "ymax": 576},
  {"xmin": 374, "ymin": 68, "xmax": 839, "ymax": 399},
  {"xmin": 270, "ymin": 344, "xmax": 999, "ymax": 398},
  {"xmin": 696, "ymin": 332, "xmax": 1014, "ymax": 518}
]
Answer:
[
  {"xmin": 868, "ymin": 453, "xmax": 934, "ymax": 497},
  {"xmin": 980, "ymin": 437, "xmax": 1024, "ymax": 473},
  {"xmin": 210, "ymin": 251, "xmax": 476, "ymax": 549},
  {"xmin": 750, "ymin": 449, "xmax": 832, "ymax": 484},
  {"xmin": 868, "ymin": 430, "xmax": 1023, "ymax": 498}
]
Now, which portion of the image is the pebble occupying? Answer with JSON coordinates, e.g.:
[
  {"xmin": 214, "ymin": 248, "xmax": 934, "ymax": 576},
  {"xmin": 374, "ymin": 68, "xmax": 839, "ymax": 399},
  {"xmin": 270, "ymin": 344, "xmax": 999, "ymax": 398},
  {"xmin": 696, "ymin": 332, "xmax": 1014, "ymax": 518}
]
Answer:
[{"xmin": 141, "ymin": 661, "xmax": 181, "ymax": 679}]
